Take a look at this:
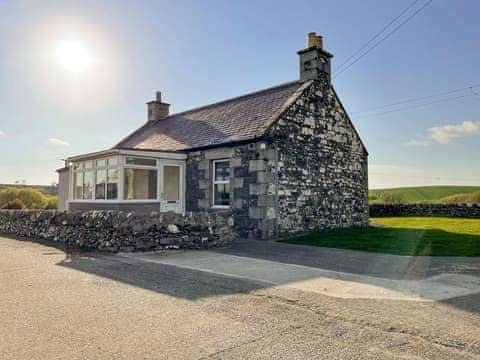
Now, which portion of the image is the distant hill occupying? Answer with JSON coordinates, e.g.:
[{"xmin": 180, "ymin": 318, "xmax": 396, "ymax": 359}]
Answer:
[
  {"xmin": 0, "ymin": 184, "xmax": 58, "ymax": 196},
  {"xmin": 369, "ymin": 186, "xmax": 480, "ymax": 204}
]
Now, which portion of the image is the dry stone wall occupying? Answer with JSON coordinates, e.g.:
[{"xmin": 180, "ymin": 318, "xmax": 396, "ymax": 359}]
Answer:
[
  {"xmin": 0, "ymin": 210, "xmax": 235, "ymax": 252},
  {"xmin": 370, "ymin": 204, "xmax": 480, "ymax": 218}
]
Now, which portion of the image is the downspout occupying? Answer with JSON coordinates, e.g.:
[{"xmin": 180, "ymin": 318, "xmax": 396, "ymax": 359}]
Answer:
[{"xmin": 274, "ymin": 142, "xmax": 279, "ymax": 237}]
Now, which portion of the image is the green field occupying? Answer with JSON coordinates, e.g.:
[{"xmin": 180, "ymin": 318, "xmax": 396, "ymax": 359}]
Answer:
[
  {"xmin": 281, "ymin": 217, "xmax": 480, "ymax": 256},
  {"xmin": 369, "ymin": 185, "xmax": 480, "ymax": 204}
]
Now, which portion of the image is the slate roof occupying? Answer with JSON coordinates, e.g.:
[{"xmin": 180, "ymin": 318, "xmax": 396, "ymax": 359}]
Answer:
[{"xmin": 115, "ymin": 81, "xmax": 304, "ymax": 152}]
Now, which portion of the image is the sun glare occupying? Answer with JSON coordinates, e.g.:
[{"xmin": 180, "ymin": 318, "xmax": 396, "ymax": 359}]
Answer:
[{"xmin": 56, "ymin": 41, "xmax": 92, "ymax": 73}]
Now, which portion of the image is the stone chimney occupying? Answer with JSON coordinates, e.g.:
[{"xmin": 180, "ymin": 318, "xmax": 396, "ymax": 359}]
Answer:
[
  {"xmin": 298, "ymin": 32, "xmax": 333, "ymax": 83},
  {"xmin": 147, "ymin": 91, "xmax": 170, "ymax": 121}
]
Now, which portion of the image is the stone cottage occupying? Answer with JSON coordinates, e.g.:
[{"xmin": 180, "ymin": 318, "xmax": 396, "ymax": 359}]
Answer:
[{"xmin": 57, "ymin": 33, "xmax": 369, "ymax": 239}]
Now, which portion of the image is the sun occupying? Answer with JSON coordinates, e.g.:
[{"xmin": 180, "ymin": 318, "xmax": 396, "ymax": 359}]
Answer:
[{"xmin": 56, "ymin": 41, "xmax": 92, "ymax": 73}]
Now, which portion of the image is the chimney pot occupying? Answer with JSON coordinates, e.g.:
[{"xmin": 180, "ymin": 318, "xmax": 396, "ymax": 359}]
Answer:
[
  {"xmin": 156, "ymin": 91, "xmax": 162, "ymax": 102},
  {"xmin": 307, "ymin": 32, "xmax": 323, "ymax": 49}
]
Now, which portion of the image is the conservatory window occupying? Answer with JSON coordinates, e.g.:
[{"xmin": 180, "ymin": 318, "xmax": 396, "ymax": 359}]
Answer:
[
  {"xmin": 73, "ymin": 157, "xmax": 118, "ymax": 200},
  {"xmin": 106, "ymin": 169, "xmax": 118, "ymax": 200},
  {"xmin": 123, "ymin": 157, "xmax": 158, "ymax": 200},
  {"xmin": 94, "ymin": 157, "xmax": 119, "ymax": 200},
  {"xmin": 73, "ymin": 163, "xmax": 93, "ymax": 200}
]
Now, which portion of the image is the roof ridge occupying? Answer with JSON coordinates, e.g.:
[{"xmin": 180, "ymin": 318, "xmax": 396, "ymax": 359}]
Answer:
[{"xmin": 168, "ymin": 80, "xmax": 300, "ymax": 117}]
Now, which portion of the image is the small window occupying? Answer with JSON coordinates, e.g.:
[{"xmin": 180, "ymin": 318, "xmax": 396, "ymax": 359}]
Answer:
[
  {"xmin": 84, "ymin": 161, "xmax": 93, "ymax": 169},
  {"xmin": 125, "ymin": 157, "xmax": 156, "ymax": 167},
  {"xmin": 213, "ymin": 160, "xmax": 230, "ymax": 207}
]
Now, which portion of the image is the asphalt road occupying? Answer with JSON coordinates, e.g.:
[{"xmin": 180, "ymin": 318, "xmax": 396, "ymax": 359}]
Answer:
[{"xmin": 1, "ymin": 236, "xmax": 479, "ymax": 359}]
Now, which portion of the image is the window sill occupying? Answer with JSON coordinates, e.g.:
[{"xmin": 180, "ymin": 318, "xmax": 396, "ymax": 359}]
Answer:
[{"xmin": 211, "ymin": 205, "xmax": 231, "ymax": 209}]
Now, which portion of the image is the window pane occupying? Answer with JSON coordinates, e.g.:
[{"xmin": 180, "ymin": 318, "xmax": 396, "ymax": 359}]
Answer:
[
  {"xmin": 74, "ymin": 172, "xmax": 83, "ymax": 199},
  {"xmin": 214, "ymin": 183, "xmax": 230, "ymax": 206},
  {"xmin": 163, "ymin": 166, "xmax": 180, "ymax": 201},
  {"xmin": 96, "ymin": 159, "xmax": 106, "ymax": 168},
  {"xmin": 214, "ymin": 161, "xmax": 230, "ymax": 181},
  {"xmin": 124, "ymin": 168, "xmax": 157, "ymax": 200},
  {"xmin": 73, "ymin": 162, "xmax": 82, "ymax": 170},
  {"xmin": 107, "ymin": 169, "xmax": 118, "ymax": 200},
  {"xmin": 84, "ymin": 161, "xmax": 93, "ymax": 169},
  {"xmin": 107, "ymin": 157, "xmax": 118, "ymax": 167},
  {"xmin": 83, "ymin": 171, "xmax": 93, "ymax": 199},
  {"xmin": 125, "ymin": 157, "xmax": 156, "ymax": 167},
  {"xmin": 95, "ymin": 169, "xmax": 106, "ymax": 200}
]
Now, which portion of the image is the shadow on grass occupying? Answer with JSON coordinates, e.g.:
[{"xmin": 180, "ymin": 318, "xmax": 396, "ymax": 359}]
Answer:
[{"xmin": 281, "ymin": 227, "xmax": 480, "ymax": 257}]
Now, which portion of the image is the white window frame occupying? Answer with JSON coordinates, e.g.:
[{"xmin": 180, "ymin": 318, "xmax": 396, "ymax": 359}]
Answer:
[
  {"xmin": 72, "ymin": 157, "xmax": 119, "ymax": 202},
  {"xmin": 212, "ymin": 159, "xmax": 231, "ymax": 209},
  {"xmin": 94, "ymin": 157, "xmax": 119, "ymax": 200},
  {"xmin": 123, "ymin": 157, "xmax": 159, "ymax": 201},
  {"xmin": 72, "ymin": 162, "xmax": 94, "ymax": 200}
]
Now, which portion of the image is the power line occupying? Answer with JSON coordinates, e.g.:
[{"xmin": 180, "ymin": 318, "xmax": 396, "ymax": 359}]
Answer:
[
  {"xmin": 352, "ymin": 84, "xmax": 480, "ymax": 115},
  {"xmin": 355, "ymin": 93, "xmax": 474, "ymax": 119},
  {"xmin": 334, "ymin": 0, "xmax": 434, "ymax": 79},
  {"xmin": 335, "ymin": 0, "xmax": 421, "ymax": 72}
]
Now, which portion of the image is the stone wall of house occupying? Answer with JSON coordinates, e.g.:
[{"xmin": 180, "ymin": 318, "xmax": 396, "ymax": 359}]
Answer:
[
  {"xmin": 185, "ymin": 80, "xmax": 370, "ymax": 239},
  {"xmin": 270, "ymin": 79, "xmax": 369, "ymax": 234},
  {"xmin": 186, "ymin": 143, "xmax": 277, "ymax": 239},
  {"xmin": 0, "ymin": 210, "xmax": 235, "ymax": 252},
  {"xmin": 370, "ymin": 204, "xmax": 480, "ymax": 218}
]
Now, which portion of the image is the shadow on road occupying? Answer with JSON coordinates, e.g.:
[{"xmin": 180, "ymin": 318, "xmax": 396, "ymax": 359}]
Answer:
[
  {"xmin": 2, "ymin": 233, "xmax": 479, "ymax": 314},
  {"xmin": 57, "ymin": 251, "xmax": 268, "ymax": 300}
]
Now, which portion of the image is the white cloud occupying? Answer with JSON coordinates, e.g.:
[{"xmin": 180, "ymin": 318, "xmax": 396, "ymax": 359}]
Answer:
[
  {"xmin": 0, "ymin": 130, "xmax": 5, "ymax": 137},
  {"xmin": 427, "ymin": 121, "xmax": 480, "ymax": 144},
  {"xmin": 48, "ymin": 138, "xmax": 70, "ymax": 147},
  {"xmin": 404, "ymin": 139, "xmax": 430, "ymax": 147}
]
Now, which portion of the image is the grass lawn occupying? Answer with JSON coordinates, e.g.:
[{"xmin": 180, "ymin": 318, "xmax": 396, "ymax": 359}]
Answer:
[{"xmin": 281, "ymin": 217, "xmax": 480, "ymax": 257}]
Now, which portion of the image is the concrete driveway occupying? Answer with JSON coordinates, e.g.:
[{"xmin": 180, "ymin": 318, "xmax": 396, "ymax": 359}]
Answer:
[
  {"xmin": 124, "ymin": 239, "xmax": 480, "ymax": 302},
  {"xmin": 1, "ymin": 236, "xmax": 480, "ymax": 359}
]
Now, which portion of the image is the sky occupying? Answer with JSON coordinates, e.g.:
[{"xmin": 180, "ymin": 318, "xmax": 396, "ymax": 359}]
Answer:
[{"xmin": 0, "ymin": 0, "xmax": 479, "ymax": 188}]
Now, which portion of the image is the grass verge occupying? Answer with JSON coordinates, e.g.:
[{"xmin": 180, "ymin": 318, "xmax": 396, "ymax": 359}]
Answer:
[{"xmin": 281, "ymin": 217, "xmax": 480, "ymax": 256}]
